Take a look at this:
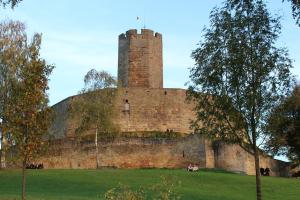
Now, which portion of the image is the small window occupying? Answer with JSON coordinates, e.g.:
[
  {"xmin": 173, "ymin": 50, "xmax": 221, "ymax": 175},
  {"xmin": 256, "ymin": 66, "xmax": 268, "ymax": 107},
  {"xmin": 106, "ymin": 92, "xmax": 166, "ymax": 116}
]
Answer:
[
  {"xmin": 124, "ymin": 100, "xmax": 130, "ymax": 113},
  {"xmin": 164, "ymin": 91, "xmax": 167, "ymax": 95}
]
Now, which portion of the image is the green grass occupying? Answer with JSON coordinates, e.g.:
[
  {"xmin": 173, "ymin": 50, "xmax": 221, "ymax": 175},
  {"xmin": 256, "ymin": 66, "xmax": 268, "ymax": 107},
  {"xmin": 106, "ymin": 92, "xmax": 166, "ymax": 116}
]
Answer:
[{"xmin": 0, "ymin": 169, "xmax": 299, "ymax": 200}]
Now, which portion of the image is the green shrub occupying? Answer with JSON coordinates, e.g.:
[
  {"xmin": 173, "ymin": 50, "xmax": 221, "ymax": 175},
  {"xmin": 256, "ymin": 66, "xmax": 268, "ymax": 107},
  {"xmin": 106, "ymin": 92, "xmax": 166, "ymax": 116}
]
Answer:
[
  {"xmin": 104, "ymin": 185, "xmax": 145, "ymax": 200},
  {"xmin": 104, "ymin": 176, "xmax": 181, "ymax": 200}
]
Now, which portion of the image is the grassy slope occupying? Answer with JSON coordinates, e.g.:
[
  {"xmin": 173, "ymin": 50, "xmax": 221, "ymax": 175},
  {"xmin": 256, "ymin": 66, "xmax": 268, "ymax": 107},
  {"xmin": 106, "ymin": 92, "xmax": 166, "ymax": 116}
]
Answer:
[{"xmin": 0, "ymin": 169, "xmax": 299, "ymax": 200}]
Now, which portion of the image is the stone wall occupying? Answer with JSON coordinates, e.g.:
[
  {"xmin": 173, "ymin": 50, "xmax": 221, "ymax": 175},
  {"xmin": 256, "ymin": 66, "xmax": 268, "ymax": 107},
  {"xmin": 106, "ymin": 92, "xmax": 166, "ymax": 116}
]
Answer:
[
  {"xmin": 49, "ymin": 88, "xmax": 290, "ymax": 176},
  {"xmin": 210, "ymin": 141, "xmax": 290, "ymax": 176},
  {"xmin": 114, "ymin": 88, "xmax": 195, "ymax": 133},
  {"xmin": 50, "ymin": 88, "xmax": 195, "ymax": 138},
  {"xmin": 118, "ymin": 29, "xmax": 163, "ymax": 88},
  {"xmin": 50, "ymin": 98, "xmax": 70, "ymax": 138},
  {"xmin": 38, "ymin": 134, "xmax": 290, "ymax": 176},
  {"xmin": 39, "ymin": 134, "xmax": 206, "ymax": 169}
]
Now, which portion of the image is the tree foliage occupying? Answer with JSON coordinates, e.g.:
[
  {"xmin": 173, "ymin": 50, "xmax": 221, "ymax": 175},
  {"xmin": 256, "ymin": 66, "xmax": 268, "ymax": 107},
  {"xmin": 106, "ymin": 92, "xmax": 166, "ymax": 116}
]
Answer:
[
  {"xmin": 70, "ymin": 69, "xmax": 117, "ymax": 135},
  {"xmin": 6, "ymin": 33, "xmax": 54, "ymax": 161},
  {"xmin": 283, "ymin": 0, "xmax": 300, "ymax": 26},
  {"xmin": 0, "ymin": 20, "xmax": 27, "ymax": 169},
  {"xmin": 0, "ymin": 0, "xmax": 22, "ymax": 8},
  {"xmin": 70, "ymin": 69, "xmax": 117, "ymax": 168},
  {"xmin": 265, "ymin": 85, "xmax": 300, "ymax": 166},
  {"xmin": 188, "ymin": 0, "xmax": 293, "ymax": 199},
  {"xmin": 0, "ymin": 20, "xmax": 54, "ymax": 200}
]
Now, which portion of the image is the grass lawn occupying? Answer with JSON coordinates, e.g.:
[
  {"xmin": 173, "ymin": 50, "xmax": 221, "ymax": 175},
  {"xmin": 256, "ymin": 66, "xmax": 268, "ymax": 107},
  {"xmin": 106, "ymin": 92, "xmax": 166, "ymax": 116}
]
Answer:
[{"xmin": 0, "ymin": 169, "xmax": 299, "ymax": 200}]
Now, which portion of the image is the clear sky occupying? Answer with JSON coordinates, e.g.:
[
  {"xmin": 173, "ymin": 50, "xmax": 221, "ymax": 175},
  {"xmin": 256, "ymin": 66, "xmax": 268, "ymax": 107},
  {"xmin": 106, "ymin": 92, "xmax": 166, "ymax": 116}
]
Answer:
[{"xmin": 0, "ymin": 0, "xmax": 299, "ymax": 106}]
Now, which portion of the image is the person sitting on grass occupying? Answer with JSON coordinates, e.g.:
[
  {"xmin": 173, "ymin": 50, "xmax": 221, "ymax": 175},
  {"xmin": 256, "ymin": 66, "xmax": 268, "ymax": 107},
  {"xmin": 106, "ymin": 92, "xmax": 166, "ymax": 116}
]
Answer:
[
  {"xmin": 265, "ymin": 168, "xmax": 270, "ymax": 176},
  {"xmin": 192, "ymin": 164, "xmax": 199, "ymax": 172},
  {"xmin": 187, "ymin": 163, "xmax": 193, "ymax": 171},
  {"xmin": 260, "ymin": 168, "xmax": 265, "ymax": 176},
  {"xmin": 187, "ymin": 163, "xmax": 199, "ymax": 172}
]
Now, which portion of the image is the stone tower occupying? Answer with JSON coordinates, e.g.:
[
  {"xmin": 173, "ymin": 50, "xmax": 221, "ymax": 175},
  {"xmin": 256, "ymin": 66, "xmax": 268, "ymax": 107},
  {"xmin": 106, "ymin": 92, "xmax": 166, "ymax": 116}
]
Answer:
[{"xmin": 118, "ymin": 29, "xmax": 163, "ymax": 88}]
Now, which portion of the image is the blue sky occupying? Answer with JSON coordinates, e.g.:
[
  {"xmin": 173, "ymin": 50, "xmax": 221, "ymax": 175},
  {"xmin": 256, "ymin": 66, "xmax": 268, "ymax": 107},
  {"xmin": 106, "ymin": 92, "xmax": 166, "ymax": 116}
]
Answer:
[{"xmin": 0, "ymin": 0, "xmax": 299, "ymax": 105}]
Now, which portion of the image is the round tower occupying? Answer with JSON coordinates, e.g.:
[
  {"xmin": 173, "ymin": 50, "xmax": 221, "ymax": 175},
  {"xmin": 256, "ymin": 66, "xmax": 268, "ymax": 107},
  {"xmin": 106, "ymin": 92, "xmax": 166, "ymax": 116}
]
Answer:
[{"xmin": 118, "ymin": 29, "xmax": 163, "ymax": 88}]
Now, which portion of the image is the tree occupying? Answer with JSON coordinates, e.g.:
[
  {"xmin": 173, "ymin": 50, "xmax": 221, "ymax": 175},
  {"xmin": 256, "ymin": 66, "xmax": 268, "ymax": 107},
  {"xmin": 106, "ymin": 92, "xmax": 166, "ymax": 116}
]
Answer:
[
  {"xmin": 0, "ymin": 20, "xmax": 54, "ymax": 200},
  {"xmin": 188, "ymin": 1, "xmax": 293, "ymax": 200},
  {"xmin": 283, "ymin": 0, "xmax": 300, "ymax": 26},
  {"xmin": 0, "ymin": 20, "xmax": 27, "ymax": 169},
  {"xmin": 265, "ymin": 85, "xmax": 300, "ymax": 167},
  {"xmin": 70, "ymin": 69, "xmax": 117, "ymax": 168},
  {"xmin": 0, "ymin": 0, "xmax": 22, "ymax": 8}
]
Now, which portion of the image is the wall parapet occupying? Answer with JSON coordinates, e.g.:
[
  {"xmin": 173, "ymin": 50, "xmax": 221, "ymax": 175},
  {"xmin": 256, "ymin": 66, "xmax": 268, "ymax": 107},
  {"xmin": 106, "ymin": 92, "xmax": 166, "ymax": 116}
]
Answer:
[{"xmin": 119, "ymin": 29, "xmax": 162, "ymax": 39}]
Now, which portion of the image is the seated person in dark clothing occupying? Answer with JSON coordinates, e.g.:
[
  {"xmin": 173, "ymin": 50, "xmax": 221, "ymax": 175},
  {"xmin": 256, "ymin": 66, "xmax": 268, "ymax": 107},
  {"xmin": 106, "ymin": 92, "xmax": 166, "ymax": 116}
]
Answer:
[
  {"xmin": 260, "ymin": 168, "xmax": 265, "ymax": 176},
  {"xmin": 37, "ymin": 163, "xmax": 44, "ymax": 169},
  {"xmin": 265, "ymin": 168, "xmax": 270, "ymax": 176},
  {"xmin": 187, "ymin": 163, "xmax": 193, "ymax": 171}
]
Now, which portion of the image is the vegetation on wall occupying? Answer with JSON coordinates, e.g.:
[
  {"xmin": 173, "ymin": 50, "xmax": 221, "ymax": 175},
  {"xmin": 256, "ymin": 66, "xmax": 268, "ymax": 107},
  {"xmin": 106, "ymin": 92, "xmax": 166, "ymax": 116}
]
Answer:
[{"xmin": 121, "ymin": 131, "xmax": 185, "ymax": 139}]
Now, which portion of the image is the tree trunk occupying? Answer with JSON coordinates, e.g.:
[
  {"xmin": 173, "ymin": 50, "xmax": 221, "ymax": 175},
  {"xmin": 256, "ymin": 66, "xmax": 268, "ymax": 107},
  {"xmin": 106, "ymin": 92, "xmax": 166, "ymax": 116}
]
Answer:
[
  {"xmin": 95, "ymin": 128, "xmax": 99, "ymax": 169},
  {"xmin": 253, "ymin": 143, "xmax": 262, "ymax": 200},
  {"xmin": 0, "ymin": 151, "xmax": 2, "ymax": 170},
  {"xmin": 22, "ymin": 158, "xmax": 26, "ymax": 200},
  {"xmin": 0, "ymin": 136, "xmax": 6, "ymax": 169},
  {"xmin": 251, "ymin": 117, "xmax": 262, "ymax": 200},
  {"xmin": 0, "ymin": 135, "xmax": 2, "ymax": 169}
]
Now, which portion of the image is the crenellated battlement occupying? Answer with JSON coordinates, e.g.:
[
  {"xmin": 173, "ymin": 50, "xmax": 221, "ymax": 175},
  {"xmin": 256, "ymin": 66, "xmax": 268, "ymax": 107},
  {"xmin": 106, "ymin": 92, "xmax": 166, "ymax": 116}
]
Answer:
[{"xmin": 119, "ymin": 29, "xmax": 162, "ymax": 40}]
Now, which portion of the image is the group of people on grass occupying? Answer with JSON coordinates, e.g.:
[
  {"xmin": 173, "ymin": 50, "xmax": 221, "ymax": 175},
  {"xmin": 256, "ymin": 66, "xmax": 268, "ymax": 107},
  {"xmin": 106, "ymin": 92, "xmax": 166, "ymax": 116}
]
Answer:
[
  {"xmin": 260, "ymin": 167, "xmax": 270, "ymax": 176},
  {"xmin": 26, "ymin": 163, "xmax": 44, "ymax": 169},
  {"xmin": 187, "ymin": 164, "xmax": 273, "ymax": 176},
  {"xmin": 187, "ymin": 163, "xmax": 199, "ymax": 172}
]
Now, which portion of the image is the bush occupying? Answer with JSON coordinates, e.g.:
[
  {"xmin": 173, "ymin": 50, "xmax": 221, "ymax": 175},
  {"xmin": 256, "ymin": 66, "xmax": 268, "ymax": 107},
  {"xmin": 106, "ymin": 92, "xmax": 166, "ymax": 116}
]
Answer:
[
  {"xmin": 105, "ymin": 185, "xmax": 145, "ymax": 200},
  {"xmin": 104, "ymin": 176, "xmax": 181, "ymax": 200}
]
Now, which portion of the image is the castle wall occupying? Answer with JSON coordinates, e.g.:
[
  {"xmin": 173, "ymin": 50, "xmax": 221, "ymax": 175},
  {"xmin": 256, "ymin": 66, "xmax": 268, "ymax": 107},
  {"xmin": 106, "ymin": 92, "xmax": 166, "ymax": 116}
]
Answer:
[
  {"xmin": 50, "ymin": 98, "xmax": 70, "ymax": 138},
  {"xmin": 204, "ymin": 140, "xmax": 215, "ymax": 168},
  {"xmin": 48, "ymin": 88, "xmax": 290, "ymax": 176},
  {"xmin": 50, "ymin": 88, "xmax": 196, "ymax": 138},
  {"xmin": 210, "ymin": 141, "xmax": 290, "ymax": 176},
  {"xmin": 114, "ymin": 88, "xmax": 195, "ymax": 133},
  {"xmin": 39, "ymin": 134, "xmax": 206, "ymax": 169},
  {"xmin": 118, "ymin": 29, "xmax": 163, "ymax": 88},
  {"xmin": 37, "ymin": 134, "xmax": 290, "ymax": 176}
]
